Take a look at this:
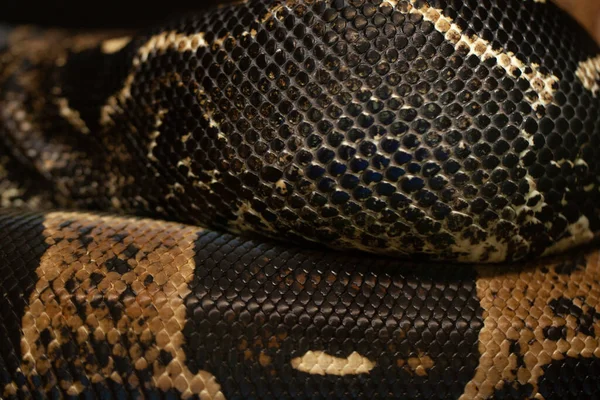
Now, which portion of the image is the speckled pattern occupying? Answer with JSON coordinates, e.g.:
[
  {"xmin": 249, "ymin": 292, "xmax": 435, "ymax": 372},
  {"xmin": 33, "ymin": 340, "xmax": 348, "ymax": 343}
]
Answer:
[
  {"xmin": 0, "ymin": 210, "xmax": 599, "ymax": 399},
  {"xmin": 2, "ymin": 0, "xmax": 600, "ymax": 398},
  {"xmin": 1, "ymin": 0, "xmax": 600, "ymax": 262}
]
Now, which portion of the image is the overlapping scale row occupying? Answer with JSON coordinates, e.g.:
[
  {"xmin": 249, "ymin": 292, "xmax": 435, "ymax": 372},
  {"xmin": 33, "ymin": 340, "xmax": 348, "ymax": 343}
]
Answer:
[
  {"xmin": 0, "ymin": 0, "xmax": 599, "ymax": 262},
  {"xmin": 0, "ymin": 210, "xmax": 598, "ymax": 399}
]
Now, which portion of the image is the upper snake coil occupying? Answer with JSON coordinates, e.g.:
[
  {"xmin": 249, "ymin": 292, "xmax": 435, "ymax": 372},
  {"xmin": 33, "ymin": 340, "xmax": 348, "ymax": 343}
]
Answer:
[{"xmin": 1, "ymin": 0, "xmax": 600, "ymax": 398}]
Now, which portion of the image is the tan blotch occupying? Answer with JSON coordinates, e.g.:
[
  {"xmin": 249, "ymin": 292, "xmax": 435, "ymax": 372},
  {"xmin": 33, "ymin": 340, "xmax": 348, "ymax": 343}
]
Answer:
[
  {"xmin": 576, "ymin": 54, "xmax": 600, "ymax": 96},
  {"xmin": 291, "ymin": 351, "xmax": 376, "ymax": 376},
  {"xmin": 7, "ymin": 212, "xmax": 224, "ymax": 399},
  {"xmin": 101, "ymin": 37, "xmax": 132, "ymax": 54},
  {"xmin": 460, "ymin": 250, "xmax": 600, "ymax": 399}
]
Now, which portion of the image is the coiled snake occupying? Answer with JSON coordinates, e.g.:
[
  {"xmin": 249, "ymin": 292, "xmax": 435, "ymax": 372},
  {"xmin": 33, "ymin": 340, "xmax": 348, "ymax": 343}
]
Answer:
[{"xmin": 1, "ymin": 0, "xmax": 600, "ymax": 398}]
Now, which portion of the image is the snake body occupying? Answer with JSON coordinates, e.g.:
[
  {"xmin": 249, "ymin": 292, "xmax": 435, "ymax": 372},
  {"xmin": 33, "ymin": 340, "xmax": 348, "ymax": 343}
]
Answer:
[{"xmin": 1, "ymin": 0, "xmax": 600, "ymax": 398}]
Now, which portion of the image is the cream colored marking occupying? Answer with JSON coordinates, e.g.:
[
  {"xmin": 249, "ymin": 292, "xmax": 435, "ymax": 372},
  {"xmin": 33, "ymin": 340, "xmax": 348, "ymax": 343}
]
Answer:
[
  {"xmin": 576, "ymin": 54, "xmax": 600, "ymax": 96},
  {"xmin": 291, "ymin": 351, "xmax": 376, "ymax": 376},
  {"xmin": 147, "ymin": 108, "xmax": 169, "ymax": 162},
  {"xmin": 230, "ymin": 200, "xmax": 278, "ymax": 234},
  {"xmin": 3, "ymin": 382, "xmax": 17, "ymax": 398},
  {"xmin": 55, "ymin": 97, "xmax": 91, "ymax": 134},
  {"xmin": 7, "ymin": 212, "xmax": 225, "ymax": 399},
  {"xmin": 408, "ymin": 2, "xmax": 558, "ymax": 109},
  {"xmin": 261, "ymin": 4, "xmax": 285, "ymax": 23},
  {"xmin": 100, "ymin": 31, "xmax": 209, "ymax": 125},
  {"xmin": 397, "ymin": 352, "xmax": 435, "ymax": 376},
  {"xmin": 450, "ymin": 229, "xmax": 515, "ymax": 263},
  {"xmin": 460, "ymin": 251, "xmax": 600, "ymax": 399},
  {"xmin": 248, "ymin": 29, "xmax": 259, "ymax": 38},
  {"xmin": 101, "ymin": 36, "xmax": 132, "ymax": 54},
  {"xmin": 275, "ymin": 179, "xmax": 287, "ymax": 194}
]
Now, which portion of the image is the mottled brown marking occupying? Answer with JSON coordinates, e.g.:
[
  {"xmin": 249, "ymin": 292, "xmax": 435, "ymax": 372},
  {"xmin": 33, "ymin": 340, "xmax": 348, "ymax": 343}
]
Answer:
[
  {"xmin": 461, "ymin": 251, "xmax": 600, "ymax": 399},
  {"xmin": 7, "ymin": 212, "xmax": 224, "ymax": 399}
]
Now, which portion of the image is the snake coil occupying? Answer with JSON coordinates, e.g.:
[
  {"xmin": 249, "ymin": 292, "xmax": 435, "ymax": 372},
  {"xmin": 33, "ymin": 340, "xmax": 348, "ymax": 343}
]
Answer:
[{"xmin": 1, "ymin": 0, "xmax": 600, "ymax": 398}]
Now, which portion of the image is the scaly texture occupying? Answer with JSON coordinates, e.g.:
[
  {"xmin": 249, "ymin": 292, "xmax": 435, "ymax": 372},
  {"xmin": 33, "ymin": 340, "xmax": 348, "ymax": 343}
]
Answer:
[
  {"xmin": 1, "ymin": 0, "xmax": 600, "ymax": 262},
  {"xmin": 2, "ymin": 0, "xmax": 600, "ymax": 399},
  {"xmin": 0, "ymin": 210, "xmax": 599, "ymax": 399}
]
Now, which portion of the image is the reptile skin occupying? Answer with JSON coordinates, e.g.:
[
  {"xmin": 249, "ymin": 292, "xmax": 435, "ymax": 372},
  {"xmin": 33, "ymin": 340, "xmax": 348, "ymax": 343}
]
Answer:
[{"xmin": 1, "ymin": 0, "xmax": 600, "ymax": 398}]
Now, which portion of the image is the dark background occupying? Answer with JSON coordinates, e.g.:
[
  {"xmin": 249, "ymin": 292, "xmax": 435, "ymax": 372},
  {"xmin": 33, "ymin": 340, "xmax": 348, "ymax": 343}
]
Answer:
[{"xmin": 0, "ymin": 1, "xmax": 236, "ymax": 29}]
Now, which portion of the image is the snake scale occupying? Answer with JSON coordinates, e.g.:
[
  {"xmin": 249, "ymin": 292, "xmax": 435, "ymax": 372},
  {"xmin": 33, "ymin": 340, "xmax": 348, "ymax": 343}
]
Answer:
[{"xmin": 1, "ymin": 0, "xmax": 600, "ymax": 398}]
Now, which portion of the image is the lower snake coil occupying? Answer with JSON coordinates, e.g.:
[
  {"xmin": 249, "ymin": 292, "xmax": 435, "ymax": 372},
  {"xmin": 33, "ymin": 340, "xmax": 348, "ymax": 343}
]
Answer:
[{"xmin": 1, "ymin": 0, "xmax": 600, "ymax": 398}]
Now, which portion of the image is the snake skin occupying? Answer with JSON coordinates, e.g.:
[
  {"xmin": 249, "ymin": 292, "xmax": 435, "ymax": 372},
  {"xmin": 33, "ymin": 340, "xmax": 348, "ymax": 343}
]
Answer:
[
  {"xmin": 2, "ymin": 0, "xmax": 600, "ymax": 398},
  {"xmin": 0, "ymin": 210, "xmax": 599, "ymax": 399},
  {"xmin": 1, "ymin": 0, "xmax": 600, "ymax": 262}
]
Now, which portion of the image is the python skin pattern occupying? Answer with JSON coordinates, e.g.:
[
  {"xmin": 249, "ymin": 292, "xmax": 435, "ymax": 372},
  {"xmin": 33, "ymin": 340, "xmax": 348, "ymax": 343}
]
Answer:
[{"xmin": 1, "ymin": 0, "xmax": 600, "ymax": 398}]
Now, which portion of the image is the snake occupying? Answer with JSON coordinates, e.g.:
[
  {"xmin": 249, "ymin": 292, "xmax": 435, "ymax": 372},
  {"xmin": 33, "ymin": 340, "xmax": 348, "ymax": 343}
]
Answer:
[{"xmin": 1, "ymin": 0, "xmax": 600, "ymax": 398}]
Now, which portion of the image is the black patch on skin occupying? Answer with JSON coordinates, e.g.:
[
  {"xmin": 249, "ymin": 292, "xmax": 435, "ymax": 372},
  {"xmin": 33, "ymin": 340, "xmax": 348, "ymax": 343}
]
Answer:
[
  {"xmin": 64, "ymin": 278, "xmax": 76, "ymax": 293},
  {"xmin": 106, "ymin": 299, "xmax": 123, "ymax": 323},
  {"xmin": 113, "ymin": 355, "xmax": 133, "ymax": 376},
  {"xmin": 0, "ymin": 212, "xmax": 49, "ymax": 393},
  {"xmin": 549, "ymin": 297, "xmax": 600, "ymax": 337},
  {"xmin": 555, "ymin": 252, "xmax": 587, "ymax": 275},
  {"xmin": 182, "ymin": 231, "xmax": 484, "ymax": 399},
  {"xmin": 543, "ymin": 325, "xmax": 568, "ymax": 341},
  {"xmin": 510, "ymin": 341, "xmax": 525, "ymax": 372},
  {"xmin": 58, "ymin": 220, "xmax": 74, "ymax": 229},
  {"xmin": 492, "ymin": 381, "xmax": 534, "ymax": 399},
  {"xmin": 538, "ymin": 357, "xmax": 600, "ymax": 399},
  {"xmin": 90, "ymin": 293, "xmax": 103, "ymax": 308},
  {"xmin": 60, "ymin": 339, "xmax": 77, "ymax": 360},
  {"xmin": 39, "ymin": 329, "xmax": 52, "ymax": 348},
  {"xmin": 118, "ymin": 285, "xmax": 136, "ymax": 302},
  {"xmin": 79, "ymin": 235, "xmax": 94, "ymax": 248},
  {"xmin": 110, "ymin": 233, "xmax": 127, "ymax": 242},
  {"xmin": 74, "ymin": 225, "xmax": 95, "ymax": 249},
  {"xmin": 78, "ymin": 225, "xmax": 94, "ymax": 236},
  {"xmin": 143, "ymin": 275, "xmax": 154, "ymax": 285},
  {"xmin": 158, "ymin": 349, "xmax": 174, "ymax": 366},
  {"xmin": 92, "ymin": 340, "xmax": 111, "ymax": 369},
  {"xmin": 122, "ymin": 244, "xmax": 139, "ymax": 258},
  {"xmin": 72, "ymin": 294, "xmax": 89, "ymax": 323},
  {"xmin": 56, "ymin": 40, "xmax": 140, "ymax": 133},
  {"xmin": 90, "ymin": 272, "xmax": 104, "ymax": 285},
  {"xmin": 491, "ymin": 340, "xmax": 535, "ymax": 398},
  {"xmin": 105, "ymin": 256, "xmax": 132, "ymax": 274}
]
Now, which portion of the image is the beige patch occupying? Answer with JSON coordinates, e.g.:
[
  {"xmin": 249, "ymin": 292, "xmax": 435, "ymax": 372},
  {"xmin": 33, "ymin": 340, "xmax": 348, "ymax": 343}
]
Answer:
[
  {"xmin": 6, "ymin": 212, "xmax": 225, "ymax": 399},
  {"xmin": 55, "ymin": 97, "xmax": 91, "ymax": 134},
  {"xmin": 460, "ymin": 251, "xmax": 600, "ymax": 399},
  {"xmin": 402, "ymin": 353, "xmax": 435, "ymax": 377},
  {"xmin": 576, "ymin": 54, "xmax": 600, "ymax": 96},
  {"xmin": 101, "ymin": 37, "xmax": 132, "ymax": 54},
  {"xmin": 291, "ymin": 351, "xmax": 376, "ymax": 376}
]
